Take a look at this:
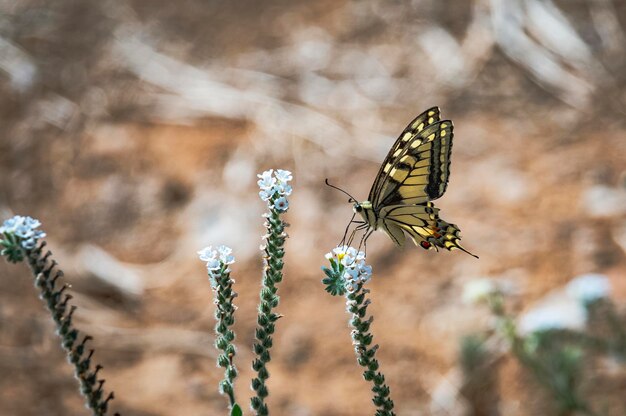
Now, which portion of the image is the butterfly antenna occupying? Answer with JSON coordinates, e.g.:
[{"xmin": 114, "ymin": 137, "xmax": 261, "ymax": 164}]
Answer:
[{"xmin": 325, "ymin": 178, "xmax": 358, "ymax": 203}]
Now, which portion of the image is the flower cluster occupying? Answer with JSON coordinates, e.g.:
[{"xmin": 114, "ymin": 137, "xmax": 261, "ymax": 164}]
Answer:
[
  {"xmin": 322, "ymin": 245, "xmax": 372, "ymax": 294},
  {"xmin": 566, "ymin": 273, "xmax": 611, "ymax": 305},
  {"xmin": 198, "ymin": 245, "xmax": 235, "ymax": 286},
  {"xmin": 0, "ymin": 215, "xmax": 46, "ymax": 249},
  {"xmin": 1, "ymin": 215, "xmax": 47, "ymax": 263},
  {"xmin": 257, "ymin": 169, "xmax": 293, "ymax": 212}
]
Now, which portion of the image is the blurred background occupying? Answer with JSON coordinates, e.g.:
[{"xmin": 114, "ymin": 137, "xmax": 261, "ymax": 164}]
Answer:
[{"xmin": 1, "ymin": 0, "xmax": 626, "ymax": 415}]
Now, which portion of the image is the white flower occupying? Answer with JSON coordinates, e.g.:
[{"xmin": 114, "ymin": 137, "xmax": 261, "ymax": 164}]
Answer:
[
  {"xmin": 358, "ymin": 262, "xmax": 372, "ymax": 282},
  {"xmin": 343, "ymin": 267, "xmax": 359, "ymax": 283},
  {"xmin": 206, "ymin": 258, "xmax": 221, "ymax": 271},
  {"xmin": 0, "ymin": 217, "xmax": 18, "ymax": 233},
  {"xmin": 325, "ymin": 245, "xmax": 373, "ymax": 291},
  {"xmin": 257, "ymin": 168, "xmax": 293, "ymax": 207},
  {"xmin": 275, "ymin": 169, "xmax": 293, "ymax": 183},
  {"xmin": 340, "ymin": 251, "xmax": 356, "ymax": 267},
  {"xmin": 22, "ymin": 238, "xmax": 37, "ymax": 250},
  {"xmin": 566, "ymin": 274, "xmax": 611, "ymax": 304},
  {"xmin": 332, "ymin": 246, "xmax": 349, "ymax": 256},
  {"xmin": 462, "ymin": 279, "xmax": 498, "ymax": 305},
  {"xmin": 217, "ymin": 245, "xmax": 232, "ymax": 256},
  {"xmin": 518, "ymin": 291, "xmax": 586, "ymax": 334},
  {"xmin": 0, "ymin": 215, "xmax": 46, "ymax": 249},
  {"xmin": 276, "ymin": 182, "xmax": 292, "ymax": 196},
  {"xmin": 257, "ymin": 169, "xmax": 276, "ymax": 190},
  {"xmin": 345, "ymin": 281, "xmax": 359, "ymax": 293},
  {"xmin": 24, "ymin": 217, "xmax": 41, "ymax": 229},
  {"xmin": 330, "ymin": 245, "xmax": 350, "ymax": 265},
  {"xmin": 274, "ymin": 196, "xmax": 289, "ymax": 212},
  {"xmin": 259, "ymin": 189, "xmax": 273, "ymax": 201},
  {"xmin": 197, "ymin": 245, "xmax": 216, "ymax": 261},
  {"xmin": 219, "ymin": 254, "xmax": 235, "ymax": 266},
  {"xmin": 345, "ymin": 247, "xmax": 365, "ymax": 263},
  {"xmin": 198, "ymin": 244, "xmax": 235, "ymax": 271},
  {"xmin": 15, "ymin": 224, "xmax": 32, "ymax": 238}
]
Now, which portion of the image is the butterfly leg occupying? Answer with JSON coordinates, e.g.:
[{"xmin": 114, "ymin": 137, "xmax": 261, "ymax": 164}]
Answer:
[
  {"xmin": 358, "ymin": 228, "xmax": 375, "ymax": 256},
  {"xmin": 347, "ymin": 222, "xmax": 368, "ymax": 247},
  {"xmin": 340, "ymin": 213, "xmax": 360, "ymax": 246}
]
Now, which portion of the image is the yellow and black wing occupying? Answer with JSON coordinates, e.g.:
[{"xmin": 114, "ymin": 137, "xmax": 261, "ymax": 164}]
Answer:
[
  {"xmin": 379, "ymin": 203, "xmax": 477, "ymax": 257},
  {"xmin": 368, "ymin": 107, "xmax": 453, "ymax": 209}
]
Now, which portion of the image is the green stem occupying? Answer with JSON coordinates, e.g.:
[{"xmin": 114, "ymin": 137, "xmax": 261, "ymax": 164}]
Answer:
[
  {"xmin": 251, "ymin": 205, "xmax": 286, "ymax": 415},
  {"xmin": 23, "ymin": 242, "xmax": 117, "ymax": 416},
  {"xmin": 213, "ymin": 265, "xmax": 238, "ymax": 409},
  {"xmin": 604, "ymin": 301, "xmax": 626, "ymax": 358},
  {"xmin": 347, "ymin": 284, "xmax": 395, "ymax": 416}
]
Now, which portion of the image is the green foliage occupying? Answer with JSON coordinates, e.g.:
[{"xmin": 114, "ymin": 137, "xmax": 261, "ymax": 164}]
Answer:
[
  {"xmin": 0, "ymin": 232, "xmax": 25, "ymax": 263},
  {"xmin": 516, "ymin": 331, "xmax": 589, "ymax": 414},
  {"xmin": 230, "ymin": 404, "xmax": 243, "ymax": 416},
  {"xmin": 475, "ymin": 291, "xmax": 626, "ymax": 416},
  {"xmin": 459, "ymin": 334, "xmax": 489, "ymax": 376},
  {"xmin": 321, "ymin": 258, "xmax": 347, "ymax": 296}
]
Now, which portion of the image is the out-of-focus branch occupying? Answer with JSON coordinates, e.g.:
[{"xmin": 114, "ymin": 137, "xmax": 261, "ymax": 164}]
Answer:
[{"xmin": 489, "ymin": 0, "xmax": 595, "ymax": 109}]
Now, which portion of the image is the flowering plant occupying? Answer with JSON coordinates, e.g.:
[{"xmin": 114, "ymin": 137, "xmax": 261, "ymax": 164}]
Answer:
[
  {"xmin": 1, "ymin": 215, "xmax": 116, "ymax": 415},
  {"xmin": 198, "ymin": 245, "xmax": 240, "ymax": 415},
  {"xmin": 197, "ymin": 168, "xmax": 293, "ymax": 416},
  {"xmin": 257, "ymin": 169, "xmax": 292, "ymax": 212},
  {"xmin": 321, "ymin": 246, "xmax": 394, "ymax": 416},
  {"xmin": 322, "ymin": 245, "xmax": 372, "ymax": 295},
  {"xmin": 250, "ymin": 169, "xmax": 292, "ymax": 415},
  {"xmin": 463, "ymin": 274, "xmax": 624, "ymax": 416},
  {"xmin": 0, "ymin": 215, "xmax": 47, "ymax": 262}
]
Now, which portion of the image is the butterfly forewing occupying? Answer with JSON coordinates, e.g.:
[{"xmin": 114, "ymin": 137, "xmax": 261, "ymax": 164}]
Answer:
[
  {"xmin": 368, "ymin": 107, "xmax": 441, "ymax": 206},
  {"xmin": 371, "ymin": 119, "xmax": 453, "ymax": 209}
]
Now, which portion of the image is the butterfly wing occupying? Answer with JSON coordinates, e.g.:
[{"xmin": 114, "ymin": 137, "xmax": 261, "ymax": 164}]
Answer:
[
  {"xmin": 369, "ymin": 112, "xmax": 453, "ymax": 210},
  {"xmin": 367, "ymin": 107, "xmax": 441, "ymax": 206},
  {"xmin": 379, "ymin": 203, "xmax": 477, "ymax": 257}
]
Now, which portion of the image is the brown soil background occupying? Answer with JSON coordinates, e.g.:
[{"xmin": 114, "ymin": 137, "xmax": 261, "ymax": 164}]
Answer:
[{"xmin": 1, "ymin": 1, "xmax": 626, "ymax": 415}]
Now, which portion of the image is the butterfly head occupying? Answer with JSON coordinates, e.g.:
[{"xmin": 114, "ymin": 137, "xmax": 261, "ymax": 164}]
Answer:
[
  {"xmin": 353, "ymin": 200, "xmax": 371, "ymax": 212},
  {"xmin": 353, "ymin": 200, "xmax": 373, "ymax": 222}
]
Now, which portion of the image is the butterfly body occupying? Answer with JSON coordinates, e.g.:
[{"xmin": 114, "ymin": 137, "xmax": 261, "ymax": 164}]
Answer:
[{"xmin": 349, "ymin": 107, "xmax": 477, "ymax": 258}]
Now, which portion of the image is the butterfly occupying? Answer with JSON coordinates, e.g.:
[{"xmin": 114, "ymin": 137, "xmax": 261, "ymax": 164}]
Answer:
[{"xmin": 328, "ymin": 107, "xmax": 477, "ymax": 258}]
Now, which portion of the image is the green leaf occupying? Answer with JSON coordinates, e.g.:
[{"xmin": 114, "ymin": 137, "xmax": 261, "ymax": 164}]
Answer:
[
  {"xmin": 322, "ymin": 266, "xmax": 336, "ymax": 279},
  {"xmin": 329, "ymin": 258, "xmax": 337, "ymax": 269},
  {"xmin": 230, "ymin": 403, "xmax": 243, "ymax": 416}
]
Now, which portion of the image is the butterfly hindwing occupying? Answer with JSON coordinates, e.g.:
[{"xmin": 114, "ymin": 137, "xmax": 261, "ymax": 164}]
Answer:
[{"xmin": 379, "ymin": 203, "xmax": 476, "ymax": 257}]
